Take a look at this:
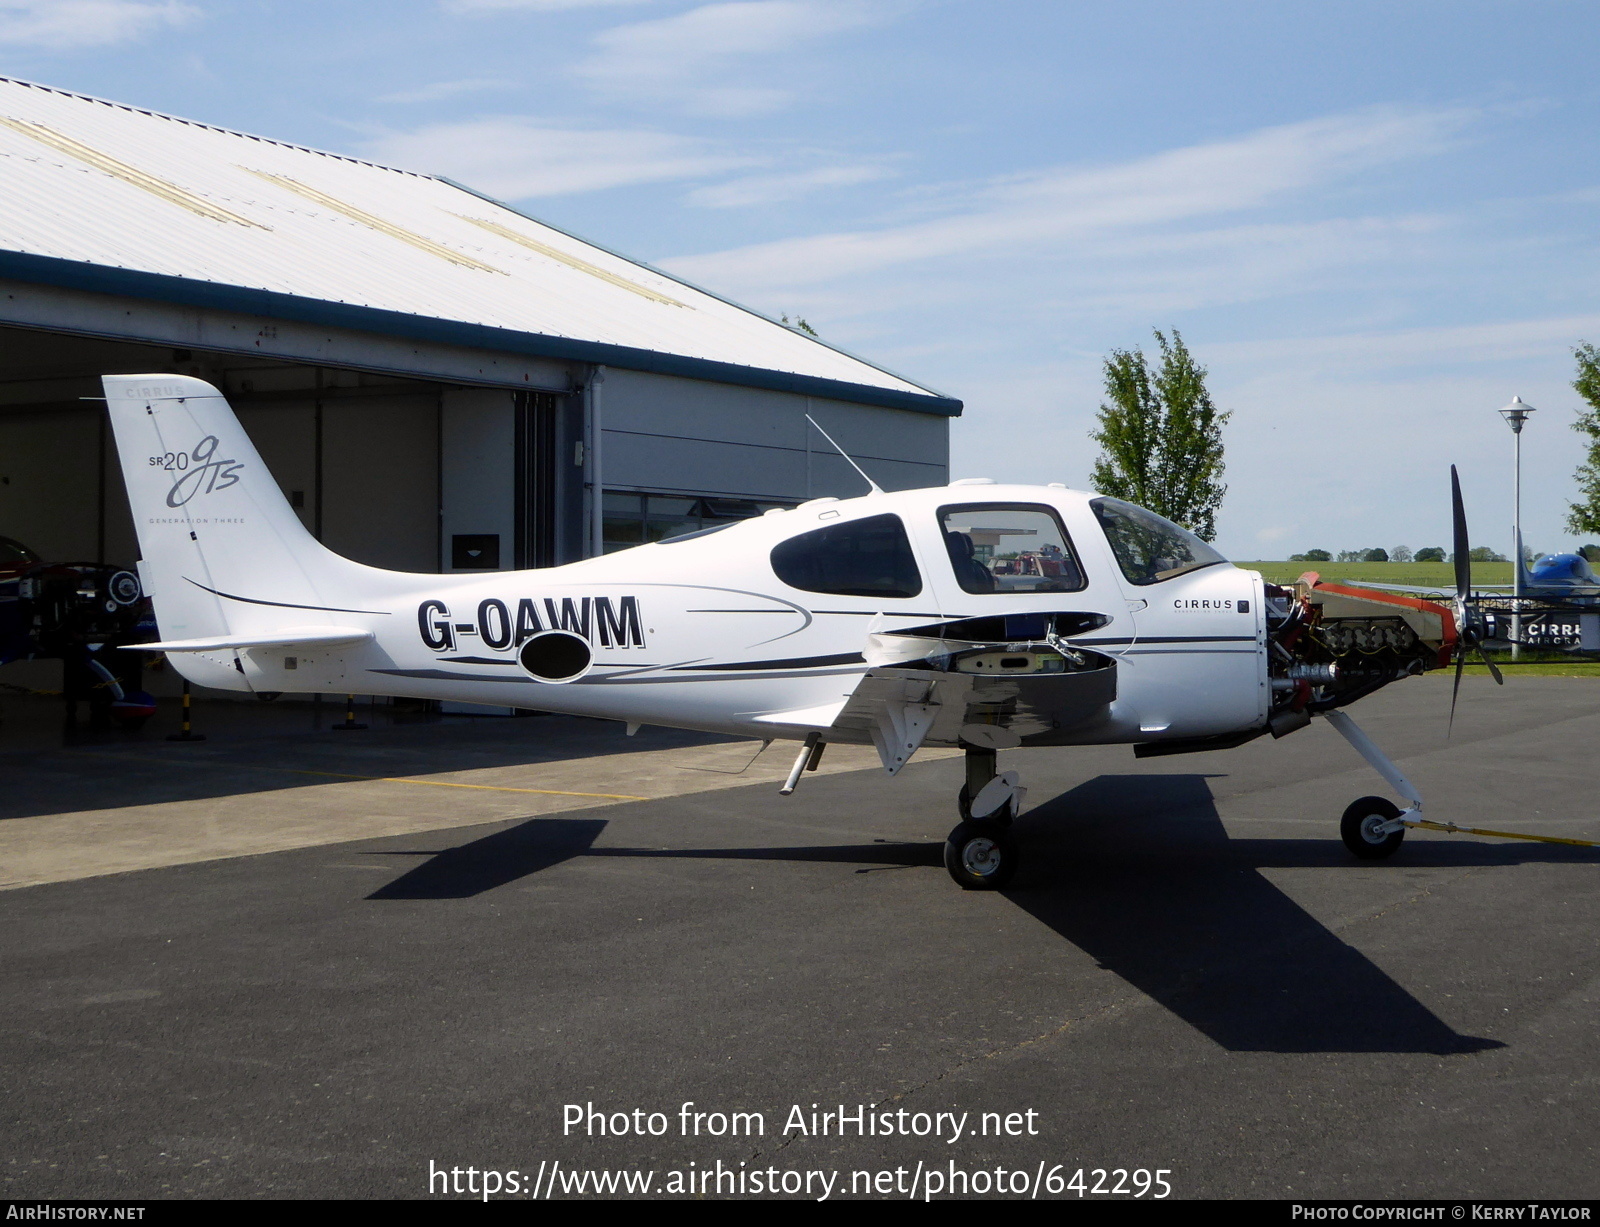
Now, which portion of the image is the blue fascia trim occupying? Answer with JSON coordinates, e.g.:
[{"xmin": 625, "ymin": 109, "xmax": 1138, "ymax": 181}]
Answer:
[{"xmin": 0, "ymin": 250, "xmax": 963, "ymax": 417}]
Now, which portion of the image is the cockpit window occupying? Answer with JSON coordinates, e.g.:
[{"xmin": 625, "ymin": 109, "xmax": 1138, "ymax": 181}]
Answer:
[
  {"xmin": 1090, "ymin": 498, "xmax": 1226, "ymax": 585},
  {"xmin": 770, "ymin": 513, "xmax": 922, "ymax": 599},
  {"xmin": 938, "ymin": 504, "xmax": 1086, "ymax": 595}
]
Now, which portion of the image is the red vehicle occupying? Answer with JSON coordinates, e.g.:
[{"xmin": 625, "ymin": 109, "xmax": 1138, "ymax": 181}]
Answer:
[{"xmin": 991, "ymin": 545, "xmax": 1076, "ymax": 585}]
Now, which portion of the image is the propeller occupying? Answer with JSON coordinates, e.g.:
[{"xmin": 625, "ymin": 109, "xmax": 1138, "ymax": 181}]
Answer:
[{"xmin": 1448, "ymin": 464, "xmax": 1503, "ymax": 734}]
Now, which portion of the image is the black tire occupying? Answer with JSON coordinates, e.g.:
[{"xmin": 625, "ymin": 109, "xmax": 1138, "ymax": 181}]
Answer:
[
  {"xmin": 944, "ymin": 821, "xmax": 1019, "ymax": 890},
  {"xmin": 1340, "ymin": 796, "xmax": 1406, "ymax": 860}
]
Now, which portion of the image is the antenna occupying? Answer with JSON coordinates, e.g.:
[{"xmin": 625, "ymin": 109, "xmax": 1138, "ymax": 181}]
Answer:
[{"xmin": 806, "ymin": 414, "xmax": 883, "ymax": 495}]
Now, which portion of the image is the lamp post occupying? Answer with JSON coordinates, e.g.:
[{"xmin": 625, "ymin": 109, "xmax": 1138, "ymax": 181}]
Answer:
[{"xmin": 1499, "ymin": 396, "xmax": 1535, "ymax": 661}]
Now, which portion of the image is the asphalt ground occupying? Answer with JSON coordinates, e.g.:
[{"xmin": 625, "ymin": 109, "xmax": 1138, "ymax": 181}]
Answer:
[{"xmin": 2, "ymin": 676, "xmax": 1598, "ymax": 1201}]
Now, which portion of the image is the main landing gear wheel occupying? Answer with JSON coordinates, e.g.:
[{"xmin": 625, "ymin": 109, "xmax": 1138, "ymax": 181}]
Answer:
[
  {"xmin": 944, "ymin": 821, "xmax": 1018, "ymax": 890},
  {"xmin": 1340, "ymin": 795, "xmax": 1406, "ymax": 860}
]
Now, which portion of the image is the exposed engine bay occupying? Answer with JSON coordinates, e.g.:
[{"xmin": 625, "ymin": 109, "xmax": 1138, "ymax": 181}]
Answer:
[{"xmin": 1265, "ymin": 573, "xmax": 1454, "ymax": 725}]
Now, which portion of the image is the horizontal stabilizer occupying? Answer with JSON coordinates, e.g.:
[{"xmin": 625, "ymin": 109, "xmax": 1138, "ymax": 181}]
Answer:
[{"xmin": 135, "ymin": 627, "xmax": 375, "ymax": 652}]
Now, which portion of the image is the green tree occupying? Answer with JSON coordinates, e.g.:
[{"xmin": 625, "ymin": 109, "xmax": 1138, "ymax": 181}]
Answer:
[
  {"xmin": 781, "ymin": 313, "xmax": 818, "ymax": 337},
  {"xmin": 1363, "ymin": 548, "xmax": 1389, "ymax": 562},
  {"xmin": 1582, "ymin": 544, "xmax": 1600, "ymax": 564},
  {"xmin": 1567, "ymin": 342, "xmax": 1600, "ymax": 535},
  {"xmin": 1416, "ymin": 546, "xmax": 1445, "ymax": 562},
  {"xmin": 1289, "ymin": 548, "xmax": 1331, "ymax": 562},
  {"xmin": 1089, "ymin": 329, "xmax": 1230, "ymax": 540}
]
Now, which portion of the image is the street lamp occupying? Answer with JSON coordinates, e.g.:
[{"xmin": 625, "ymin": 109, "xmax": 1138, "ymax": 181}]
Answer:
[{"xmin": 1498, "ymin": 396, "xmax": 1535, "ymax": 660}]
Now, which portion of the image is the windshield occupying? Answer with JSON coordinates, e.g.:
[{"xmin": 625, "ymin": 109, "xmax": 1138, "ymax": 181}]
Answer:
[
  {"xmin": 938, "ymin": 504, "xmax": 1085, "ymax": 594},
  {"xmin": 1090, "ymin": 498, "xmax": 1226, "ymax": 585}
]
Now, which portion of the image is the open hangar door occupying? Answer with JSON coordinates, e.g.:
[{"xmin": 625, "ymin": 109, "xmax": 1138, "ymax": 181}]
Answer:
[{"xmin": 0, "ymin": 323, "xmax": 580, "ymax": 722}]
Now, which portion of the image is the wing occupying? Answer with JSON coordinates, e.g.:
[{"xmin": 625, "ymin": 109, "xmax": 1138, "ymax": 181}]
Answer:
[{"xmin": 756, "ymin": 663, "xmax": 1118, "ymax": 774}]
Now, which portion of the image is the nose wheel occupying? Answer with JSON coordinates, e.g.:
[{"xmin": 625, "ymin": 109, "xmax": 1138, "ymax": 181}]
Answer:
[
  {"xmin": 945, "ymin": 747, "xmax": 1025, "ymax": 889},
  {"xmin": 1340, "ymin": 795, "xmax": 1406, "ymax": 859}
]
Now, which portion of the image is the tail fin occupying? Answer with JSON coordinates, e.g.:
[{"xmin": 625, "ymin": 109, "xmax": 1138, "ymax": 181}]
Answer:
[{"xmin": 103, "ymin": 374, "xmax": 376, "ymax": 685}]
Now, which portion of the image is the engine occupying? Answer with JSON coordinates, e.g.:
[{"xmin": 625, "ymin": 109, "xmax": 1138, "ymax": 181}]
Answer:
[{"xmin": 1264, "ymin": 576, "xmax": 1452, "ymax": 731}]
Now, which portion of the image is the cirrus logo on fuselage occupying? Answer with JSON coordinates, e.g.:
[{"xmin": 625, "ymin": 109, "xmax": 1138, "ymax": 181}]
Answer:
[{"xmin": 418, "ymin": 596, "xmax": 645, "ymax": 653}]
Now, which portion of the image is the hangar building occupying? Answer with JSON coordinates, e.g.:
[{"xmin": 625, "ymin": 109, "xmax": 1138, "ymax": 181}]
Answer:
[{"xmin": 0, "ymin": 76, "xmax": 959, "ymax": 584}]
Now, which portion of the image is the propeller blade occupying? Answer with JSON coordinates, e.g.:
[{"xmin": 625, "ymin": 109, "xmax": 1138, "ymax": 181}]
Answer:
[
  {"xmin": 1477, "ymin": 644, "xmax": 1505, "ymax": 685},
  {"xmin": 1448, "ymin": 647, "xmax": 1465, "ymax": 736},
  {"xmin": 1451, "ymin": 464, "xmax": 1470, "ymax": 604}
]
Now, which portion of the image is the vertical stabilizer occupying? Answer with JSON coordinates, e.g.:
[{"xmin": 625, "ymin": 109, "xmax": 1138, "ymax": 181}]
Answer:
[{"xmin": 103, "ymin": 374, "xmax": 374, "ymax": 686}]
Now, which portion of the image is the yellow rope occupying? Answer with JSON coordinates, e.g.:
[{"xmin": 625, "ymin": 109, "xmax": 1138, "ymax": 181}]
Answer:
[{"xmin": 1406, "ymin": 819, "xmax": 1600, "ymax": 849}]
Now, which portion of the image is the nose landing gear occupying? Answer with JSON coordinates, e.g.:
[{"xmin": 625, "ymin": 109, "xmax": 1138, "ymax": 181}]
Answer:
[{"xmin": 945, "ymin": 747, "xmax": 1026, "ymax": 890}]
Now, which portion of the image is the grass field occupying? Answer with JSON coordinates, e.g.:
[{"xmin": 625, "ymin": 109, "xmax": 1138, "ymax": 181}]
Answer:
[{"xmin": 1234, "ymin": 560, "xmax": 1513, "ymax": 589}]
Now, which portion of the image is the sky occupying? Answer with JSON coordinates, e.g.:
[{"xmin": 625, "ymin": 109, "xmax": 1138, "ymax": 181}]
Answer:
[{"xmin": 2, "ymin": 0, "xmax": 1598, "ymax": 559}]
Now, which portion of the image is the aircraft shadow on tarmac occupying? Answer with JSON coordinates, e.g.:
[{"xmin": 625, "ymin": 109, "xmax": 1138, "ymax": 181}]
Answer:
[{"xmin": 357, "ymin": 771, "xmax": 1600, "ymax": 1055}]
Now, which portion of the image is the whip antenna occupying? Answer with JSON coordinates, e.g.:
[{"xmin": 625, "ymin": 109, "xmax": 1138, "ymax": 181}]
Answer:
[{"xmin": 806, "ymin": 414, "xmax": 883, "ymax": 495}]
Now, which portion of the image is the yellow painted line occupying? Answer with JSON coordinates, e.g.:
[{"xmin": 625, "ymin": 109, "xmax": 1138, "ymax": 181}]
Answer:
[
  {"xmin": 1407, "ymin": 819, "xmax": 1600, "ymax": 849},
  {"xmin": 0, "ymin": 117, "xmax": 268, "ymax": 228},
  {"xmin": 247, "ymin": 169, "xmax": 500, "ymax": 272},
  {"xmin": 281, "ymin": 768, "xmax": 646, "ymax": 802},
  {"xmin": 68, "ymin": 751, "xmax": 647, "ymax": 803}
]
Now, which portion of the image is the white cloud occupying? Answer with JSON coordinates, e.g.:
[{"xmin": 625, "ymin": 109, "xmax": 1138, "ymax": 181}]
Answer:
[
  {"xmin": 684, "ymin": 162, "xmax": 896, "ymax": 208},
  {"xmin": 362, "ymin": 116, "xmax": 752, "ymax": 197},
  {"xmin": 443, "ymin": 0, "xmax": 654, "ymax": 11},
  {"xmin": 576, "ymin": 0, "xmax": 895, "ymax": 115},
  {"xmin": 1206, "ymin": 313, "xmax": 1600, "ymax": 379},
  {"xmin": 377, "ymin": 78, "xmax": 520, "ymax": 105},
  {"xmin": 0, "ymin": 0, "xmax": 196, "ymax": 48},
  {"xmin": 663, "ymin": 106, "xmax": 1474, "ymax": 290}
]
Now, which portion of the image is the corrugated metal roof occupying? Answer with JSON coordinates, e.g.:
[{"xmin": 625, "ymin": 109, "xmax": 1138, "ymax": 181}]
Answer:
[{"xmin": 0, "ymin": 77, "xmax": 957, "ymax": 413}]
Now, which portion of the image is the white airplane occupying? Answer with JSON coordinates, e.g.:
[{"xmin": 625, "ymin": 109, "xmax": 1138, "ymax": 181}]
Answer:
[{"xmin": 103, "ymin": 373, "xmax": 1466, "ymax": 889}]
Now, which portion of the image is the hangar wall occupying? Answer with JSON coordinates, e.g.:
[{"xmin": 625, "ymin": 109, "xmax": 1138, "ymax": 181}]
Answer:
[
  {"xmin": 599, "ymin": 367, "xmax": 946, "ymax": 501},
  {"xmin": 0, "ymin": 329, "xmax": 456, "ymax": 576},
  {"xmin": 0, "ymin": 296, "xmax": 951, "ymax": 583},
  {"xmin": 0, "ymin": 402, "xmax": 127, "ymax": 564}
]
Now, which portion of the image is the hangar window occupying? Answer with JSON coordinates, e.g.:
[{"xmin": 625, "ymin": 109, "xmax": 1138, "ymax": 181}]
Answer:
[
  {"xmin": 603, "ymin": 493, "xmax": 791, "ymax": 553},
  {"xmin": 1091, "ymin": 498, "xmax": 1226, "ymax": 585},
  {"xmin": 938, "ymin": 504, "xmax": 1085, "ymax": 594},
  {"xmin": 770, "ymin": 513, "xmax": 922, "ymax": 599}
]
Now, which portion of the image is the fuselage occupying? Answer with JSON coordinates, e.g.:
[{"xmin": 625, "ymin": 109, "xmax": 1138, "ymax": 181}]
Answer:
[{"xmin": 191, "ymin": 482, "xmax": 1269, "ymax": 746}]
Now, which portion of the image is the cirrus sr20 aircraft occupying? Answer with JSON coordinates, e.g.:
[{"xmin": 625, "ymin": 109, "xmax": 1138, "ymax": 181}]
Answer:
[{"xmin": 104, "ymin": 373, "xmax": 1469, "ymax": 890}]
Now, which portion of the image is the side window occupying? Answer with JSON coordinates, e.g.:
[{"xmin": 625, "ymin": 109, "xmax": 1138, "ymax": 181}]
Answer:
[
  {"xmin": 938, "ymin": 504, "xmax": 1086, "ymax": 594},
  {"xmin": 770, "ymin": 513, "xmax": 922, "ymax": 598},
  {"xmin": 1091, "ymin": 498, "xmax": 1227, "ymax": 585}
]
